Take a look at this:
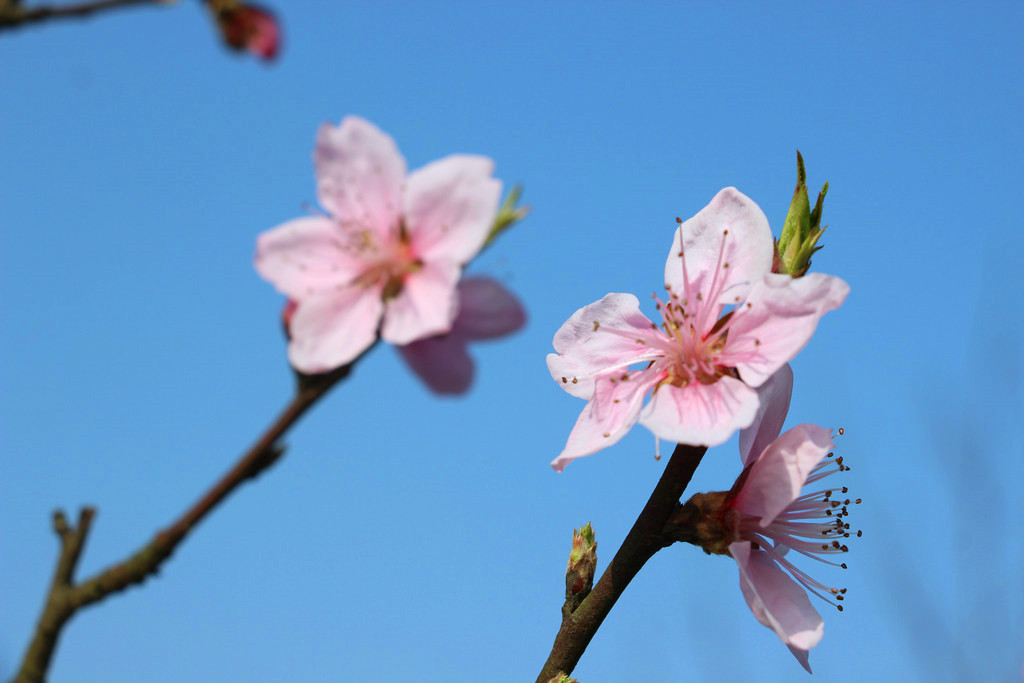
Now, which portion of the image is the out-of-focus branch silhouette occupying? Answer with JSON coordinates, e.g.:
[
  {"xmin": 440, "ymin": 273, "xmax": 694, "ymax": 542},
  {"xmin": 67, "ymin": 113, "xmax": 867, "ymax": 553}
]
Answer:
[
  {"xmin": 0, "ymin": 0, "xmax": 169, "ymax": 30},
  {"xmin": 13, "ymin": 359, "xmax": 361, "ymax": 683},
  {"xmin": 0, "ymin": 0, "xmax": 281, "ymax": 62},
  {"xmin": 884, "ymin": 249, "xmax": 1023, "ymax": 680}
]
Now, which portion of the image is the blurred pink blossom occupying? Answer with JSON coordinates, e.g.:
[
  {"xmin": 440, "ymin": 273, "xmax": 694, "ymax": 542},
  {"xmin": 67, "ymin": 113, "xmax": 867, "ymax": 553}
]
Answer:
[
  {"xmin": 398, "ymin": 277, "xmax": 526, "ymax": 395},
  {"xmin": 256, "ymin": 116, "xmax": 502, "ymax": 373},
  {"xmin": 547, "ymin": 188, "xmax": 848, "ymax": 471},
  {"xmin": 724, "ymin": 369, "xmax": 859, "ymax": 673},
  {"xmin": 280, "ymin": 277, "xmax": 523, "ymax": 392}
]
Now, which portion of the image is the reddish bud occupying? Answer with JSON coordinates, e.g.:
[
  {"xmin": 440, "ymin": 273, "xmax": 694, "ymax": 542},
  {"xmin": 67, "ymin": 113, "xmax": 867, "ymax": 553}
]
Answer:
[{"xmin": 214, "ymin": 2, "xmax": 280, "ymax": 61}]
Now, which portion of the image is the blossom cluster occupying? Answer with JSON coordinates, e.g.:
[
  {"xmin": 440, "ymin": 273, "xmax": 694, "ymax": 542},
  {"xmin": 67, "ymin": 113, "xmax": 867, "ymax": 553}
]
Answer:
[
  {"xmin": 253, "ymin": 118, "xmax": 856, "ymax": 672},
  {"xmin": 547, "ymin": 187, "xmax": 854, "ymax": 671}
]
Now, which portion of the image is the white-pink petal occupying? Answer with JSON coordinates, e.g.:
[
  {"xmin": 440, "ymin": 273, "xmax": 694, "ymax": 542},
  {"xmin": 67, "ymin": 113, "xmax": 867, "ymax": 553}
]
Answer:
[
  {"xmin": 551, "ymin": 368, "xmax": 659, "ymax": 472},
  {"xmin": 451, "ymin": 277, "xmax": 526, "ymax": 339},
  {"xmin": 404, "ymin": 155, "xmax": 501, "ymax": 265},
  {"xmin": 254, "ymin": 216, "xmax": 365, "ymax": 300},
  {"xmin": 723, "ymin": 272, "xmax": 850, "ymax": 387},
  {"xmin": 731, "ymin": 424, "xmax": 835, "ymax": 526},
  {"xmin": 547, "ymin": 293, "xmax": 663, "ymax": 400},
  {"xmin": 731, "ymin": 542, "xmax": 823, "ymax": 673},
  {"xmin": 637, "ymin": 375, "xmax": 760, "ymax": 447},
  {"xmin": 313, "ymin": 116, "xmax": 406, "ymax": 240},
  {"xmin": 664, "ymin": 188, "xmax": 774, "ymax": 306},
  {"xmin": 287, "ymin": 285, "xmax": 384, "ymax": 373},
  {"xmin": 380, "ymin": 260, "xmax": 461, "ymax": 345},
  {"xmin": 739, "ymin": 364, "xmax": 794, "ymax": 467}
]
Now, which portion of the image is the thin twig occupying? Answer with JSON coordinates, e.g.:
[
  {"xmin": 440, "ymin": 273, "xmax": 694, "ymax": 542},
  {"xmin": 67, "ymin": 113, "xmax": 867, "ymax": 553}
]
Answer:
[
  {"xmin": 0, "ymin": 0, "xmax": 169, "ymax": 31},
  {"xmin": 14, "ymin": 360, "xmax": 358, "ymax": 683},
  {"xmin": 536, "ymin": 443, "xmax": 707, "ymax": 682}
]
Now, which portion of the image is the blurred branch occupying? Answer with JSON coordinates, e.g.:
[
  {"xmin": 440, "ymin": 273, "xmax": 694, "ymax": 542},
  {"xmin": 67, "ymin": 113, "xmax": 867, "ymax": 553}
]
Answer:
[
  {"xmin": 536, "ymin": 443, "xmax": 707, "ymax": 682},
  {"xmin": 0, "ymin": 0, "xmax": 170, "ymax": 31},
  {"xmin": 13, "ymin": 358, "xmax": 362, "ymax": 683}
]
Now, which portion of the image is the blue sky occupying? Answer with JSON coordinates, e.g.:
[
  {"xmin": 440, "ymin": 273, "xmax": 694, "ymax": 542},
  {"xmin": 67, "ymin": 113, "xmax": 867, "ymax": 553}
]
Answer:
[{"xmin": 2, "ymin": 2, "xmax": 1022, "ymax": 681}]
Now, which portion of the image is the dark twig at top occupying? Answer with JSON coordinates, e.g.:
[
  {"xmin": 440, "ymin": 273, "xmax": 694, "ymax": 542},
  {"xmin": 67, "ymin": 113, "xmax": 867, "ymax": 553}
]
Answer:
[{"xmin": 0, "ymin": 0, "xmax": 169, "ymax": 30}]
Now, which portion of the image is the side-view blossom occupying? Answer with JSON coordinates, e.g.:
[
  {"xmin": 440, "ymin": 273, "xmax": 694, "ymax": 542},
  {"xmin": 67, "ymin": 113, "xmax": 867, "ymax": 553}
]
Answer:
[
  {"xmin": 255, "ymin": 116, "xmax": 502, "ymax": 373},
  {"xmin": 398, "ymin": 277, "xmax": 526, "ymax": 394},
  {"xmin": 722, "ymin": 372, "xmax": 860, "ymax": 673},
  {"xmin": 547, "ymin": 188, "xmax": 849, "ymax": 471}
]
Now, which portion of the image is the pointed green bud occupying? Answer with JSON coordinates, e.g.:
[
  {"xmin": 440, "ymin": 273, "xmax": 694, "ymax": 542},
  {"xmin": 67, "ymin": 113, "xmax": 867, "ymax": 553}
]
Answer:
[
  {"xmin": 568, "ymin": 521, "xmax": 595, "ymax": 565},
  {"xmin": 778, "ymin": 151, "xmax": 810, "ymax": 254},
  {"xmin": 808, "ymin": 181, "xmax": 828, "ymax": 232},
  {"xmin": 546, "ymin": 675, "xmax": 579, "ymax": 683},
  {"xmin": 483, "ymin": 184, "xmax": 529, "ymax": 249},
  {"xmin": 565, "ymin": 522, "xmax": 597, "ymax": 613},
  {"xmin": 776, "ymin": 152, "xmax": 829, "ymax": 277}
]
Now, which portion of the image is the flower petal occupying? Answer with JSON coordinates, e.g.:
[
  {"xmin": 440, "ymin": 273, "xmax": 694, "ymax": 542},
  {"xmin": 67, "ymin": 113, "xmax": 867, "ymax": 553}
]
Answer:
[
  {"xmin": 314, "ymin": 116, "xmax": 406, "ymax": 239},
  {"xmin": 739, "ymin": 364, "xmax": 794, "ymax": 466},
  {"xmin": 664, "ymin": 188, "xmax": 773, "ymax": 306},
  {"xmin": 722, "ymin": 272, "xmax": 850, "ymax": 387},
  {"xmin": 732, "ymin": 424, "xmax": 835, "ymax": 525},
  {"xmin": 451, "ymin": 277, "xmax": 526, "ymax": 340},
  {"xmin": 547, "ymin": 293, "xmax": 664, "ymax": 400},
  {"xmin": 638, "ymin": 375, "xmax": 760, "ymax": 447},
  {"xmin": 254, "ymin": 216, "xmax": 366, "ymax": 300},
  {"xmin": 380, "ymin": 260, "xmax": 461, "ymax": 345},
  {"xmin": 551, "ymin": 368, "xmax": 659, "ymax": 471},
  {"xmin": 397, "ymin": 335, "xmax": 474, "ymax": 395},
  {"xmin": 404, "ymin": 155, "xmax": 502, "ymax": 265},
  {"xmin": 287, "ymin": 285, "xmax": 384, "ymax": 373},
  {"xmin": 731, "ymin": 542, "xmax": 824, "ymax": 672}
]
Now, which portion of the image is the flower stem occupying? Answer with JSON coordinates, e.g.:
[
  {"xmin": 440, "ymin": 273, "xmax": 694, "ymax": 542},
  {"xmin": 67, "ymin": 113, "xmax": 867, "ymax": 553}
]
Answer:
[
  {"xmin": 13, "ymin": 360, "xmax": 359, "ymax": 683},
  {"xmin": 536, "ymin": 443, "xmax": 707, "ymax": 682}
]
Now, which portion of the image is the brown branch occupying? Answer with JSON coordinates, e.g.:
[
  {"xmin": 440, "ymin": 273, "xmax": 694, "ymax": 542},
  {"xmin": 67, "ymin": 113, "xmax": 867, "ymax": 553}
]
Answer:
[
  {"xmin": 0, "ymin": 0, "xmax": 171, "ymax": 30},
  {"xmin": 13, "ymin": 360, "xmax": 359, "ymax": 683},
  {"xmin": 536, "ymin": 443, "xmax": 707, "ymax": 682}
]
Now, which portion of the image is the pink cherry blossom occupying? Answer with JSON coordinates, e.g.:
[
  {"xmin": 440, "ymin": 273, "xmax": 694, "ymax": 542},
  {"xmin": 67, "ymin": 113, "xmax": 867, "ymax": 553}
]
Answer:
[
  {"xmin": 398, "ymin": 277, "xmax": 526, "ymax": 395},
  {"xmin": 723, "ymin": 374, "xmax": 859, "ymax": 673},
  {"xmin": 547, "ymin": 188, "xmax": 848, "ymax": 471},
  {"xmin": 255, "ymin": 116, "xmax": 502, "ymax": 373}
]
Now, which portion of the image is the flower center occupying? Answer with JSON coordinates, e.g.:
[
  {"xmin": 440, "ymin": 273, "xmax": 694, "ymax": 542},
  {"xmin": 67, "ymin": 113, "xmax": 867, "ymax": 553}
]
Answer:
[
  {"xmin": 653, "ymin": 226, "xmax": 744, "ymax": 388},
  {"xmin": 652, "ymin": 292, "xmax": 735, "ymax": 387},
  {"xmin": 348, "ymin": 226, "xmax": 422, "ymax": 299}
]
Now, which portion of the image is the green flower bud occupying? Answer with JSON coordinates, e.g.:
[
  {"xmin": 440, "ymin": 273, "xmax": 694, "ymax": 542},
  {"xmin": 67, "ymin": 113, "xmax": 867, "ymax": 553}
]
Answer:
[
  {"xmin": 565, "ymin": 522, "xmax": 597, "ymax": 613},
  {"xmin": 776, "ymin": 152, "xmax": 828, "ymax": 277},
  {"xmin": 483, "ymin": 184, "xmax": 530, "ymax": 249}
]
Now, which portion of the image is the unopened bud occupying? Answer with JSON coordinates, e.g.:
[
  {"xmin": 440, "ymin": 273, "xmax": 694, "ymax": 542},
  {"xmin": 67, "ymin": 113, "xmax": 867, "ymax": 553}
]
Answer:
[
  {"xmin": 208, "ymin": 0, "xmax": 280, "ymax": 61},
  {"xmin": 546, "ymin": 674, "xmax": 579, "ymax": 683},
  {"xmin": 564, "ymin": 522, "xmax": 597, "ymax": 612},
  {"xmin": 775, "ymin": 151, "xmax": 828, "ymax": 277}
]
